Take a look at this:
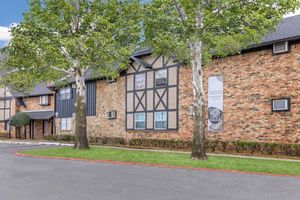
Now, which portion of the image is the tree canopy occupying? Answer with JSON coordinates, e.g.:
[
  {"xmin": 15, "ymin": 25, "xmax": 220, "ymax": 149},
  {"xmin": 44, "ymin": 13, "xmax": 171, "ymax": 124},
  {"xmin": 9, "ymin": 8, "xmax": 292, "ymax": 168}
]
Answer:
[
  {"xmin": 1, "ymin": 0, "xmax": 143, "ymax": 90},
  {"xmin": 9, "ymin": 113, "xmax": 31, "ymax": 128},
  {"xmin": 143, "ymin": 0, "xmax": 300, "ymax": 63}
]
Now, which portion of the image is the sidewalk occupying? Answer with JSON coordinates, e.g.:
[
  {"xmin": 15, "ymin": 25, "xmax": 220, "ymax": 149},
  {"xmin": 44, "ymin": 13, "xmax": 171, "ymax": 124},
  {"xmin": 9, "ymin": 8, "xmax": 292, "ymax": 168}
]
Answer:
[{"xmin": 1, "ymin": 139, "xmax": 300, "ymax": 163}]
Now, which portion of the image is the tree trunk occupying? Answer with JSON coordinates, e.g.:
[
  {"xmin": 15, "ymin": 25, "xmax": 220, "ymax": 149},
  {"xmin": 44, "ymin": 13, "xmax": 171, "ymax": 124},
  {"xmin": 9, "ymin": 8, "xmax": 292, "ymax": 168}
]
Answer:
[
  {"xmin": 74, "ymin": 71, "xmax": 89, "ymax": 150},
  {"xmin": 190, "ymin": 41, "xmax": 207, "ymax": 160}
]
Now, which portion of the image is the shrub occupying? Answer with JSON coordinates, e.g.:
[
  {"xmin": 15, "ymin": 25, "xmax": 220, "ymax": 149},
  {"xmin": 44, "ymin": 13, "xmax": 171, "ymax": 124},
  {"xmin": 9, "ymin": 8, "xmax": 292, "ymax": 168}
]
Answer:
[
  {"xmin": 262, "ymin": 143, "xmax": 278, "ymax": 155},
  {"xmin": 293, "ymin": 144, "xmax": 300, "ymax": 157},
  {"xmin": 246, "ymin": 142, "xmax": 261, "ymax": 154},
  {"xmin": 208, "ymin": 139, "xmax": 219, "ymax": 152},
  {"xmin": 234, "ymin": 141, "xmax": 261, "ymax": 154},
  {"xmin": 280, "ymin": 144, "xmax": 294, "ymax": 156},
  {"xmin": 9, "ymin": 113, "xmax": 30, "ymax": 128},
  {"xmin": 232, "ymin": 141, "xmax": 243, "ymax": 153},
  {"xmin": 42, "ymin": 135, "xmax": 74, "ymax": 142},
  {"xmin": 220, "ymin": 141, "xmax": 229, "ymax": 152},
  {"xmin": 0, "ymin": 132, "xmax": 9, "ymax": 138},
  {"xmin": 129, "ymin": 138, "xmax": 191, "ymax": 150}
]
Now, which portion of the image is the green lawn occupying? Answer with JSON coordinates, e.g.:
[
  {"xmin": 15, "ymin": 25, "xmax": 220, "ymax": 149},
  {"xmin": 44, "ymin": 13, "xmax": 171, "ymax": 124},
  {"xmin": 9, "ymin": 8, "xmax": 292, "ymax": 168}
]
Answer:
[{"xmin": 21, "ymin": 146, "xmax": 300, "ymax": 176}]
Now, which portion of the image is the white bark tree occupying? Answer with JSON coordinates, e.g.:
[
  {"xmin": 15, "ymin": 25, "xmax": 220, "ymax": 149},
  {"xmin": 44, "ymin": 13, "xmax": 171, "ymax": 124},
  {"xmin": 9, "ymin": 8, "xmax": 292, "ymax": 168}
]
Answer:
[
  {"xmin": 143, "ymin": 0, "xmax": 299, "ymax": 159},
  {"xmin": 1, "ymin": 0, "xmax": 143, "ymax": 149}
]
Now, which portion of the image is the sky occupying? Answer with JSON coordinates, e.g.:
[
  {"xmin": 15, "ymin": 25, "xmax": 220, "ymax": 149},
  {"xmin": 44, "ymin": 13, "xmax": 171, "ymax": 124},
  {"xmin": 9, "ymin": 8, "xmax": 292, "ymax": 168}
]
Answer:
[
  {"xmin": 0, "ymin": 0, "xmax": 28, "ymax": 47},
  {"xmin": 0, "ymin": 1, "xmax": 300, "ymax": 48}
]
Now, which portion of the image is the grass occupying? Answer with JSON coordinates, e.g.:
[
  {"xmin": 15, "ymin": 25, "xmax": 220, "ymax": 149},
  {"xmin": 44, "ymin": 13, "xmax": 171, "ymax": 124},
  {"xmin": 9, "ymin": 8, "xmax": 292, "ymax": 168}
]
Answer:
[{"xmin": 20, "ymin": 146, "xmax": 300, "ymax": 176}]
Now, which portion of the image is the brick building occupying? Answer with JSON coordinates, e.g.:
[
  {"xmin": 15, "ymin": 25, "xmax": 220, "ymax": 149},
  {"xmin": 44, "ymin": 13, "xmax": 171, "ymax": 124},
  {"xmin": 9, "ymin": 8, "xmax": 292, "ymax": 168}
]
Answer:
[
  {"xmin": 0, "ymin": 83, "xmax": 54, "ymax": 139},
  {"xmin": 53, "ymin": 15, "xmax": 300, "ymax": 144},
  {"xmin": 2, "ymin": 15, "xmax": 300, "ymax": 144}
]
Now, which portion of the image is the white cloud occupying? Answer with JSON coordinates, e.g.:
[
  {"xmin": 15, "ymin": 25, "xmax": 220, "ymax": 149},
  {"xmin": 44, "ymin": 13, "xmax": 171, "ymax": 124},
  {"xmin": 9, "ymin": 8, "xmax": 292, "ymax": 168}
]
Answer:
[
  {"xmin": 0, "ymin": 25, "xmax": 11, "ymax": 41},
  {"xmin": 285, "ymin": 9, "xmax": 300, "ymax": 18}
]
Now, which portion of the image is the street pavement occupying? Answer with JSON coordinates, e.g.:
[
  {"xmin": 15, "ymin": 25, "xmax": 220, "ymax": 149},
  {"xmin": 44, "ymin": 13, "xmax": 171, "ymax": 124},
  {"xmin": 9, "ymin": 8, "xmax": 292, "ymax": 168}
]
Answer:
[{"xmin": 0, "ymin": 143, "xmax": 299, "ymax": 200}]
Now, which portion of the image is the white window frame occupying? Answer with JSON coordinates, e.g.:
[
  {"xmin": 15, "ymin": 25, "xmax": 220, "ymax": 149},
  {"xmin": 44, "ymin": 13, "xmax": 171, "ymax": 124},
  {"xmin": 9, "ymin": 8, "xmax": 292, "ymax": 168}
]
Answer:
[
  {"xmin": 273, "ymin": 41, "xmax": 289, "ymax": 54},
  {"xmin": 134, "ymin": 113, "xmax": 146, "ymax": 130},
  {"xmin": 135, "ymin": 73, "xmax": 146, "ymax": 90},
  {"xmin": 154, "ymin": 112, "xmax": 167, "ymax": 130},
  {"xmin": 39, "ymin": 95, "xmax": 49, "ymax": 105},
  {"xmin": 272, "ymin": 98, "xmax": 290, "ymax": 112},
  {"xmin": 59, "ymin": 87, "xmax": 71, "ymax": 100},
  {"xmin": 61, "ymin": 118, "xmax": 72, "ymax": 130},
  {"xmin": 155, "ymin": 69, "xmax": 167, "ymax": 87}
]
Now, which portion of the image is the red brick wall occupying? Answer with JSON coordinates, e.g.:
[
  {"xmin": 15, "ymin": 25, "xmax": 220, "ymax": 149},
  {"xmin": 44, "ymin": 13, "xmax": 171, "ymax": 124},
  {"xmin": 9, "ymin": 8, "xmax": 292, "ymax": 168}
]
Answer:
[
  {"xmin": 55, "ymin": 43, "xmax": 300, "ymax": 144},
  {"xmin": 11, "ymin": 95, "xmax": 54, "ymax": 139},
  {"xmin": 202, "ymin": 43, "xmax": 300, "ymax": 144},
  {"xmin": 18, "ymin": 96, "xmax": 54, "ymax": 112}
]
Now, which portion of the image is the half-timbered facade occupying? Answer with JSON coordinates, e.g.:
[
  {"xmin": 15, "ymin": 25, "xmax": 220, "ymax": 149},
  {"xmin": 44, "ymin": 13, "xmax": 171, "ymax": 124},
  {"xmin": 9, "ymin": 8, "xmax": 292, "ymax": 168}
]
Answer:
[
  {"xmin": 54, "ymin": 15, "xmax": 300, "ymax": 145},
  {"xmin": 125, "ymin": 54, "xmax": 179, "ymax": 131},
  {"xmin": 54, "ymin": 52, "xmax": 194, "ymax": 140},
  {"xmin": 0, "ymin": 87, "xmax": 14, "ymax": 135},
  {"xmin": 0, "ymin": 83, "xmax": 55, "ymax": 139}
]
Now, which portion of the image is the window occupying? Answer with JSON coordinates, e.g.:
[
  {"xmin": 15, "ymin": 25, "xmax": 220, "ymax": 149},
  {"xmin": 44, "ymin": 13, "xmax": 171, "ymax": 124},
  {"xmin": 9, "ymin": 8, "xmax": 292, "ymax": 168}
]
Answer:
[
  {"xmin": 154, "ymin": 112, "xmax": 167, "ymax": 129},
  {"xmin": 40, "ymin": 96, "xmax": 49, "ymax": 105},
  {"xmin": 273, "ymin": 41, "xmax": 289, "ymax": 54},
  {"xmin": 155, "ymin": 69, "xmax": 167, "ymax": 87},
  {"xmin": 135, "ymin": 113, "xmax": 145, "ymax": 129},
  {"xmin": 0, "ymin": 99, "xmax": 11, "ymax": 121},
  {"xmin": 135, "ymin": 74, "xmax": 145, "ymax": 90},
  {"xmin": 107, "ymin": 110, "xmax": 117, "ymax": 119},
  {"xmin": 59, "ymin": 87, "xmax": 71, "ymax": 100},
  {"xmin": 61, "ymin": 118, "xmax": 72, "ymax": 130},
  {"xmin": 272, "ymin": 98, "xmax": 290, "ymax": 112}
]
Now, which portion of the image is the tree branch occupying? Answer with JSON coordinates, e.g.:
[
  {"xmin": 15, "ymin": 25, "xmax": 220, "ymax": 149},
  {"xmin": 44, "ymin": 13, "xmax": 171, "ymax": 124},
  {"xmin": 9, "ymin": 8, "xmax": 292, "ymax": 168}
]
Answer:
[
  {"xmin": 172, "ymin": 0, "xmax": 187, "ymax": 21},
  {"xmin": 49, "ymin": 65, "xmax": 73, "ymax": 76}
]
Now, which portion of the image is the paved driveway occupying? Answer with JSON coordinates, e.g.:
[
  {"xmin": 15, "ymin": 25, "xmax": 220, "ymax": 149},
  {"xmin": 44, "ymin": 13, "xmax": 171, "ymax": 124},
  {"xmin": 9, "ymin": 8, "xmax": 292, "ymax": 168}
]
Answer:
[{"xmin": 0, "ymin": 143, "xmax": 299, "ymax": 200}]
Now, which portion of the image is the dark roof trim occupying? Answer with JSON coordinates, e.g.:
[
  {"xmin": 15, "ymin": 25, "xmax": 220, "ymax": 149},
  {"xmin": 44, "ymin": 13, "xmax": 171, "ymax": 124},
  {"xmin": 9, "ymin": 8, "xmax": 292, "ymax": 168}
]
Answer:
[
  {"xmin": 131, "ymin": 56, "xmax": 152, "ymax": 68},
  {"xmin": 248, "ymin": 35, "xmax": 300, "ymax": 50},
  {"xmin": 131, "ymin": 48, "xmax": 153, "ymax": 58},
  {"xmin": 21, "ymin": 110, "xmax": 54, "ymax": 120}
]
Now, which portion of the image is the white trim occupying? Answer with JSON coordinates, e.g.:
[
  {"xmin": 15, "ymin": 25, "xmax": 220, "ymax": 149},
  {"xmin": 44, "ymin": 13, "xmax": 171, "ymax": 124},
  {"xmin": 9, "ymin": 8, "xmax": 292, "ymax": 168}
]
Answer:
[
  {"xmin": 134, "ymin": 113, "xmax": 146, "ymax": 130},
  {"xmin": 154, "ymin": 111, "xmax": 167, "ymax": 130},
  {"xmin": 273, "ymin": 41, "xmax": 289, "ymax": 54}
]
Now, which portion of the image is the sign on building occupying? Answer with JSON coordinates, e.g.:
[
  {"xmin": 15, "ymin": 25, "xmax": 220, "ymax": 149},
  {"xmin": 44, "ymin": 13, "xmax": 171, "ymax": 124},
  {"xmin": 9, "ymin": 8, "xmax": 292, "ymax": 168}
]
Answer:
[{"xmin": 208, "ymin": 76, "xmax": 223, "ymax": 132}]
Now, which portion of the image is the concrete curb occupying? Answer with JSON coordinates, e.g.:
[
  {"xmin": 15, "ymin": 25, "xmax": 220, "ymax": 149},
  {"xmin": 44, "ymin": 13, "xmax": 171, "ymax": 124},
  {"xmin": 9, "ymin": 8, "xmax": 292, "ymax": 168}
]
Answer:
[{"xmin": 15, "ymin": 152, "xmax": 300, "ymax": 179}]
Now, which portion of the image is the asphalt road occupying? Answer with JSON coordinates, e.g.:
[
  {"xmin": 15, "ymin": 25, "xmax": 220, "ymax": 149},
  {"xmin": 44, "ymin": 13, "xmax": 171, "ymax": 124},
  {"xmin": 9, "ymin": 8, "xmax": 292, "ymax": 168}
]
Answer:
[{"xmin": 0, "ymin": 143, "xmax": 299, "ymax": 200}]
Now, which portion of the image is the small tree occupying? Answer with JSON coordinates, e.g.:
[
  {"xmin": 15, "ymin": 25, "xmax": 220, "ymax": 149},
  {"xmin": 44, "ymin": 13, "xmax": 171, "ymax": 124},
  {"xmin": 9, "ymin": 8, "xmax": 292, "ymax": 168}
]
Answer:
[
  {"xmin": 9, "ymin": 112, "xmax": 30, "ymax": 128},
  {"xmin": 2, "ymin": 0, "xmax": 142, "ymax": 149},
  {"xmin": 143, "ymin": 0, "xmax": 299, "ymax": 159}
]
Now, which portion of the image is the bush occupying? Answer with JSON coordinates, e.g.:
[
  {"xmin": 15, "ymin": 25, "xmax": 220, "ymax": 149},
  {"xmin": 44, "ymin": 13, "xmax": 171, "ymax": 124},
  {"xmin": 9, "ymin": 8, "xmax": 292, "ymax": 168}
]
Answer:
[
  {"xmin": 262, "ymin": 143, "xmax": 279, "ymax": 155},
  {"xmin": 232, "ymin": 141, "xmax": 261, "ymax": 154},
  {"xmin": 208, "ymin": 139, "xmax": 219, "ymax": 152},
  {"xmin": 293, "ymin": 144, "xmax": 300, "ymax": 157},
  {"xmin": 89, "ymin": 136, "xmax": 126, "ymax": 146},
  {"xmin": 9, "ymin": 112, "xmax": 30, "ymax": 128},
  {"xmin": 0, "ymin": 132, "xmax": 9, "ymax": 138},
  {"xmin": 42, "ymin": 135, "xmax": 74, "ymax": 142},
  {"xmin": 129, "ymin": 138, "xmax": 192, "ymax": 150},
  {"xmin": 245, "ymin": 142, "xmax": 261, "ymax": 154},
  {"xmin": 232, "ymin": 141, "xmax": 243, "ymax": 153},
  {"xmin": 220, "ymin": 141, "xmax": 229, "ymax": 152},
  {"xmin": 280, "ymin": 144, "xmax": 294, "ymax": 156}
]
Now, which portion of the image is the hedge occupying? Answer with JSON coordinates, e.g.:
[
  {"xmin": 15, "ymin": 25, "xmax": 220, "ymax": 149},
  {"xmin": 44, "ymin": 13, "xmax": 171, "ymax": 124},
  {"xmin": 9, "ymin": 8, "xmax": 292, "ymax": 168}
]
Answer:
[{"xmin": 42, "ymin": 135, "xmax": 300, "ymax": 157}]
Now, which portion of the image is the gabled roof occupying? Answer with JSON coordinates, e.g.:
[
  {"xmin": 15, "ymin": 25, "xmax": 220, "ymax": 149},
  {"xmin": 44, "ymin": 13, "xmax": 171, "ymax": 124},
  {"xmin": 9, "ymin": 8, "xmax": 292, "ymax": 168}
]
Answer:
[
  {"xmin": 261, "ymin": 15, "xmax": 300, "ymax": 45},
  {"xmin": 11, "ymin": 83, "xmax": 53, "ymax": 98}
]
